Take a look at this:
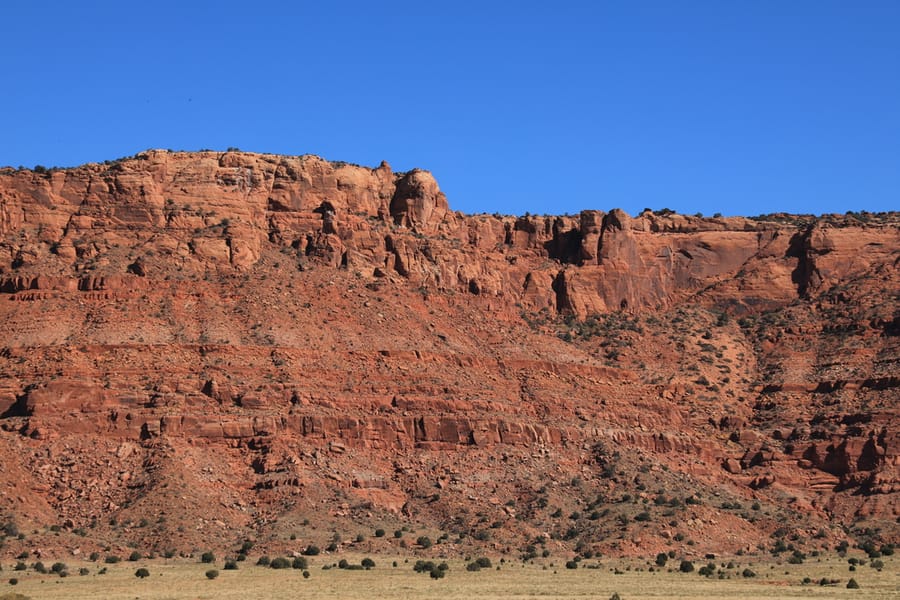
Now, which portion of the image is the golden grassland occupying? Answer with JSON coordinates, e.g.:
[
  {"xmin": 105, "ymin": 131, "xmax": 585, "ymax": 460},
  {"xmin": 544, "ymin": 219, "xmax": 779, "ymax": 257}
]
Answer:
[{"xmin": 1, "ymin": 554, "xmax": 897, "ymax": 600}]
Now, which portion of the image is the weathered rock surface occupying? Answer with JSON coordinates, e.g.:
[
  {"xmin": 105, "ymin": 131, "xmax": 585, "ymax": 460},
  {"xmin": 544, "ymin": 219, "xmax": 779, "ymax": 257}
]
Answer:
[{"xmin": 0, "ymin": 151, "xmax": 896, "ymax": 558}]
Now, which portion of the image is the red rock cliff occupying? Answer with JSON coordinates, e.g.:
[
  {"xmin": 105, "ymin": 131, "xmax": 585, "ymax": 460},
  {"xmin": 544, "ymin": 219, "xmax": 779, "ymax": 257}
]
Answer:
[{"xmin": 0, "ymin": 150, "xmax": 896, "ymax": 557}]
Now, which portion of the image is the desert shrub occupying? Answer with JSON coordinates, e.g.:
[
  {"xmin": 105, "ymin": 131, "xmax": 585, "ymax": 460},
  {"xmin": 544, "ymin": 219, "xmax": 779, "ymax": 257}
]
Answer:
[
  {"xmin": 2, "ymin": 521, "xmax": 20, "ymax": 538},
  {"xmin": 338, "ymin": 559, "xmax": 350, "ymax": 569},
  {"xmin": 128, "ymin": 551, "xmax": 142, "ymax": 562},
  {"xmin": 201, "ymin": 551, "xmax": 215, "ymax": 564},
  {"xmin": 421, "ymin": 562, "xmax": 448, "ymax": 579},
  {"xmin": 698, "ymin": 563, "xmax": 716, "ymax": 577},
  {"xmin": 521, "ymin": 544, "xmax": 538, "ymax": 561},
  {"xmin": 679, "ymin": 560, "xmax": 694, "ymax": 573},
  {"xmin": 870, "ymin": 559, "xmax": 884, "ymax": 570},
  {"xmin": 78, "ymin": 567, "xmax": 89, "ymax": 576},
  {"xmin": 135, "ymin": 568, "xmax": 150, "ymax": 578},
  {"xmin": 32, "ymin": 562, "xmax": 47, "ymax": 574},
  {"xmin": 13, "ymin": 563, "xmax": 25, "ymax": 572},
  {"xmin": 742, "ymin": 568, "xmax": 756, "ymax": 578},
  {"xmin": 50, "ymin": 562, "xmax": 66, "ymax": 574},
  {"xmin": 89, "ymin": 552, "xmax": 100, "ymax": 562},
  {"xmin": 634, "ymin": 511, "xmax": 651, "ymax": 522},
  {"xmin": 565, "ymin": 560, "xmax": 579, "ymax": 569},
  {"xmin": 256, "ymin": 556, "xmax": 270, "ymax": 566},
  {"xmin": 7, "ymin": 578, "xmax": 18, "ymax": 585},
  {"xmin": 292, "ymin": 557, "xmax": 308, "ymax": 570},
  {"xmin": 224, "ymin": 561, "xmax": 238, "ymax": 570},
  {"xmin": 303, "ymin": 570, "xmax": 310, "ymax": 578},
  {"xmin": 270, "ymin": 557, "xmax": 291, "ymax": 569},
  {"xmin": 413, "ymin": 560, "xmax": 436, "ymax": 573},
  {"xmin": 375, "ymin": 528, "xmax": 385, "ymax": 537},
  {"xmin": 240, "ymin": 540, "xmax": 254, "ymax": 554},
  {"xmin": 205, "ymin": 569, "xmax": 219, "ymax": 579},
  {"xmin": 417, "ymin": 536, "xmax": 432, "ymax": 549},
  {"xmin": 361, "ymin": 558, "xmax": 375, "ymax": 569},
  {"xmin": 302, "ymin": 545, "xmax": 320, "ymax": 556},
  {"xmin": 467, "ymin": 557, "xmax": 492, "ymax": 572},
  {"xmin": 655, "ymin": 552, "xmax": 668, "ymax": 567},
  {"xmin": 105, "ymin": 555, "xmax": 121, "ymax": 564},
  {"xmin": 847, "ymin": 578, "xmax": 859, "ymax": 589},
  {"xmin": 394, "ymin": 530, "xmax": 403, "ymax": 538}
]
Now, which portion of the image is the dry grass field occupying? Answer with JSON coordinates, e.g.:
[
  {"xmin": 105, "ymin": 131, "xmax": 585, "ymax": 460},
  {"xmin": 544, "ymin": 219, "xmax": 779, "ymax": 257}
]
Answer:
[{"xmin": 2, "ymin": 554, "xmax": 897, "ymax": 600}]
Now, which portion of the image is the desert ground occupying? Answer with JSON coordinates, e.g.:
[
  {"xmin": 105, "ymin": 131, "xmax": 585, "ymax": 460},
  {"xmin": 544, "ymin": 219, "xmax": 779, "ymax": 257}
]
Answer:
[{"xmin": 2, "ymin": 553, "xmax": 897, "ymax": 600}]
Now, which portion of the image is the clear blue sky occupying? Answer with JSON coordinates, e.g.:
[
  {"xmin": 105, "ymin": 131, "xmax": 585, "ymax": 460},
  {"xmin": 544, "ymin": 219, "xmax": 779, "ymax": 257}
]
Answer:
[{"xmin": 2, "ymin": 1, "xmax": 898, "ymax": 217}]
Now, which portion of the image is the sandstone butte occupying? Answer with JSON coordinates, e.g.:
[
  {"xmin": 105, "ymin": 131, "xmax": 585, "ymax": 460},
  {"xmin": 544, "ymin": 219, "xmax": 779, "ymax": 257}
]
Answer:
[{"xmin": 0, "ymin": 149, "xmax": 897, "ymax": 561}]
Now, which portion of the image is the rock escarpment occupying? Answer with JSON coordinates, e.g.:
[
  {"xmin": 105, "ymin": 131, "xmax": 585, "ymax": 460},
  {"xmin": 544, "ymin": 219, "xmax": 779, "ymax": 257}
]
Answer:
[{"xmin": 0, "ymin": 150, "xmax": 897, "ymax": 557}]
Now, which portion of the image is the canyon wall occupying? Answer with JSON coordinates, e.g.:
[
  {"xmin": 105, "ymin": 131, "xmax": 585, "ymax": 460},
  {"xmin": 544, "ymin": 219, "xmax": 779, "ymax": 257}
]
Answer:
[{"xmin": 0, "ymin": 151, "xmax": 896, "ymax": 557}]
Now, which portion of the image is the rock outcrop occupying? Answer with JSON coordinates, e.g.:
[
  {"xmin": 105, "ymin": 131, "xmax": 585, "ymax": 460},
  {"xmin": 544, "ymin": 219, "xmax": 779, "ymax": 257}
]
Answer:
[{"xmin": 0, "ymin": 151, "xmax": 896, "ymax": 557}]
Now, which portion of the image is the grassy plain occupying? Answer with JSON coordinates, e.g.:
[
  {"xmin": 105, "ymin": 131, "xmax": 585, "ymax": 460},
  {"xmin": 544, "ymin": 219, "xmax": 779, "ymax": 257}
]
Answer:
[{"xmin": 1, "ymin": 554, "xmax": 897, "ymax": 600}]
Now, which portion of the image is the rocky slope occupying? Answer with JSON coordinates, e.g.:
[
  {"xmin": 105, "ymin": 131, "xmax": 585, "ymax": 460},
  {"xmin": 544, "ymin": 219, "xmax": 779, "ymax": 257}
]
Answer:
[{"xmin": 0, "ymin": 150, "xmax": 897, "ymax": 561}]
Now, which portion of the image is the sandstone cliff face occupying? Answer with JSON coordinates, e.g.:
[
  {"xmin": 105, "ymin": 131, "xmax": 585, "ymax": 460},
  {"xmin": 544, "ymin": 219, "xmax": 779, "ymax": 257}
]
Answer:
[{"xmin": 0, "ymin": 151, "xmax": 896, "ymax": 557}]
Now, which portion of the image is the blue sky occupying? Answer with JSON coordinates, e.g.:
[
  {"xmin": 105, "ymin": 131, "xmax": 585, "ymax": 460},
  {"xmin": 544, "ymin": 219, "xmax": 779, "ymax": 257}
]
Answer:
[{"xmin": 1, "ymin": 1, "xmax": 897, "ymax": 217}]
